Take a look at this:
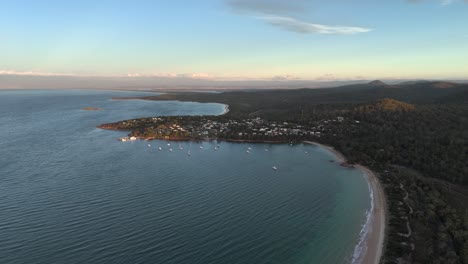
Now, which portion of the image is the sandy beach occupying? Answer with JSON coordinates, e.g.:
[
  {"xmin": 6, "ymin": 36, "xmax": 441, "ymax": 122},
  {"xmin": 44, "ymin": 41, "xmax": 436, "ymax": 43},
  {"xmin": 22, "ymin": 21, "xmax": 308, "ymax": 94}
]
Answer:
[
  {"xmin": 221, "ymin": 104, "xmax": 230, "ymax": 115},
  {"xmin": 303, "ymin": 141, "xmax": 386, "ymax": 264},
  {"xmin": 355, "ymin": 164, "xmax": 386, "ymax": 264}
]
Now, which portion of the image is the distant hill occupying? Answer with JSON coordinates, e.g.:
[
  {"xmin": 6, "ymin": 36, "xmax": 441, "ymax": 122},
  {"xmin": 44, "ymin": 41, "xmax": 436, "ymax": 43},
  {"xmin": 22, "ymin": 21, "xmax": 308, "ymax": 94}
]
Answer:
[
  {"xmin": 397, "ymin": 80, "xmax": 432, "ymax": 85},
  {"xmin": 432, "ymin": 82, "xmax": 459, "ymax": 89},
  {"xmin": 122, "ymin": 80, "xmax": 468, "ymax": 119},
  {"xmin": 367, "ymin": 80, "xmax": 389, "ymax": 87},
  {"xmin": 397, "ymin": 80, "xmax": 460, "ymax": 89}
]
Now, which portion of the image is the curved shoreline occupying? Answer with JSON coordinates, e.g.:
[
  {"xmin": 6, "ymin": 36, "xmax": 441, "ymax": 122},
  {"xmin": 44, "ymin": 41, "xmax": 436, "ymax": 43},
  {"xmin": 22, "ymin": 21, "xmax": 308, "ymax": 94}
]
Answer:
[
  {"xmin": 303, "ymin": 141, "xmax": 385, "ymax": 264},
  {"xmin": 111, "ymin": 96, "xmax": 229, "ymax": 116},
  {"xmin": 102, "ymin": 98, "xmax": 385, "ymax": 263},
  {"xmin": 221, "ymin": 104, "xmax": 230, "ymax": 115}
]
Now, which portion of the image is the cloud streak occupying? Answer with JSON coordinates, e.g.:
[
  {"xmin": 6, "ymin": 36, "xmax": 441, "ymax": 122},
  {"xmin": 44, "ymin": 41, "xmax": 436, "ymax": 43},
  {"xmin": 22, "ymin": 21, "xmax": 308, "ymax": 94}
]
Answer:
[
  {"xmin": 407, "ymin": 0, "xmax": 467, "ymax": 5},
  {"xmin": 0, "ymin": 70, "xmax": 82, "ymax": 77},
  {"xmin": 0, "ymin": 70, "xmax": 215, "ymax": 80},
  {"xmin": 227, "ymin": 0, "xmax": 306, "ymax": 15},
  {"xmin": 259, "ymin": 16, "xmax": 372, "ymax": 35},
  {"xmin": 226, "ymin": 0, "xmax": 371, "ymax": 35}
]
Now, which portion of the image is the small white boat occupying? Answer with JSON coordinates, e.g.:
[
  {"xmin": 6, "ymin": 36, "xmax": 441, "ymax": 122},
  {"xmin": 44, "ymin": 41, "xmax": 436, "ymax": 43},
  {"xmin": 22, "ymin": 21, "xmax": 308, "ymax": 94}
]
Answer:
[
  {"xmin": 130, "ymin": 136, "xmax": 137, "ymax": 141},
  {"xmin": 179, "ymin": 144, "xmax": 183, "ymax": 150},
  {"xmin": 272, "ymin": 166, "xmax": 278, "ymax": 171},
  {"xmin": 304, "ymin": 151, "xmax": 308, "ymax": 154},
  {"xmin": 246, "ymin": 150, "xmax": 250, "ymax": 154},
  {"xmin": 148, "ymin": 144, "xmax": 151, "ymax": 147},
  {"xmin": 247, "ymin": 147, "xmax": 252, "ymax": 150},
  {"xmin": 167, "ymin": 143, "xmax": 171, "ymax": 146},
  {"xmin": 264, "ymin": 149, "xmax": 269, "ymax": 152},
  {"xmin": 158, "ymin": 146, "xmax": 162, "ymax": 151},
  {"xmin": 187, "ymin": 151, "xmax": 191, "ymax": 156},
  {"xmin": 200, "ymin": 146, "xmax": 203, "ymax": 149},
  {"xmin": 169, "ymin": 148, "xmax": 173, "ymax": 152}
]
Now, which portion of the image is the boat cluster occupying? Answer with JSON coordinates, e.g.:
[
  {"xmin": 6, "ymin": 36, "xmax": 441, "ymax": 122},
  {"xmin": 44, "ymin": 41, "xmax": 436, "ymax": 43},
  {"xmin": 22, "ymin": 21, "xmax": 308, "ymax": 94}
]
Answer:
[
  {"xmin": 144, "ymin": 142, "xmax": 225, "ymax": 157},
  {"xmin": 124, "ymin": 140, "xmax": 280, "ymax": 171}
]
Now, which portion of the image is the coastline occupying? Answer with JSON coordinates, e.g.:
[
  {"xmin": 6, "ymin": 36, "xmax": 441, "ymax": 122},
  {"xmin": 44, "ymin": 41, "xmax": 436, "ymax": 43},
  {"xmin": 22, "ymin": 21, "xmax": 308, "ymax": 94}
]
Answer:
[
  {"xmin": 303, "ymin": 141, "xmax": 386, "ymax": 264},
  {"xmin": 221, "ymin": 104, "xmax": 230, "ymax": 115},
  {"xmin": 98, "ymin": 96, "xmax": 385, "ymax": 264},
  {"xmin": 111, "ymin": 96, "xmax": 230, "ymax": 116}
]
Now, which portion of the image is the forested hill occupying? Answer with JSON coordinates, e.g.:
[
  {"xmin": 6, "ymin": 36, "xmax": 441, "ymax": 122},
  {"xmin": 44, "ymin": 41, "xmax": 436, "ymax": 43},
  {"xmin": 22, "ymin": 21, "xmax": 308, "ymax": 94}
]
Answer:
[
  {"xmin": 329, "ymin": 100, "xmax": 467, "ymax": 185},
  {"xmin": 130, "ymin": 80, "xmax": 468, "ymax": 120},
  {"xmin": 354, "ymin": 98, "xmax": 416, "ymax": 112}
]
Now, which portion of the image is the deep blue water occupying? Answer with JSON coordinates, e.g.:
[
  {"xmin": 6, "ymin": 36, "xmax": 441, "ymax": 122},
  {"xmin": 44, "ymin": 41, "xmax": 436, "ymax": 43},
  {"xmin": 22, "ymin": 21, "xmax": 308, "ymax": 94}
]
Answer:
[{"xmin": 0, "ymin": 90, "xmax": 370, "ymax": 264}]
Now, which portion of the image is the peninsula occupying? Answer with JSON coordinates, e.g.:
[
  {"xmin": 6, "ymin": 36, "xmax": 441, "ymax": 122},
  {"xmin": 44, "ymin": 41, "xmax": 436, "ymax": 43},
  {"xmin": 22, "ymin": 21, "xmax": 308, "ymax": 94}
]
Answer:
[{"xmin": 98, "ymin": 80, "xmax": 468, "ymax": 263}]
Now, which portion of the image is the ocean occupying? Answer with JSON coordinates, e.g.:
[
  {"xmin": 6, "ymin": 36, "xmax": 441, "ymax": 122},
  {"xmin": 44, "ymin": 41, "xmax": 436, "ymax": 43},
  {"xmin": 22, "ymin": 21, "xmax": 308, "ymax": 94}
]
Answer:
[{"xmin": 0, "ymin": 90, "xmax": 371, "ymax": 264}]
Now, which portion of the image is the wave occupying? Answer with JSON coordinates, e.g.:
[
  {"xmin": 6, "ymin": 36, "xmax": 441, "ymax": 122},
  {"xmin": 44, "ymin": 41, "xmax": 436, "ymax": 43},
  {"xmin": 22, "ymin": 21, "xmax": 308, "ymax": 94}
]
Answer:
[{"xmin": 351, "ymin": 174, "xmax": 375, "ymax": 264}]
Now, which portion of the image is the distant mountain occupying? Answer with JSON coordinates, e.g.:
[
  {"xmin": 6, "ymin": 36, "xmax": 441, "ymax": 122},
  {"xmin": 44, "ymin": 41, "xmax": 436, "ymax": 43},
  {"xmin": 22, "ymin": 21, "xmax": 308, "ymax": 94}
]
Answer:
[
  {"xmin": 397, "ymin": 80, "xmax": 460, "ymax": 89},
  {"xmin": 128, "ymin": 79, "xmax": 468, "ymax": 119},
  {"xmin": 397, "ymin": 80, "xmax": 432, "ymax": 86},
  {"xmin": 431, "ymin": 82, "xmax": 459, "ymax": 89},
  {"xmin": 367, "ymin": 80, "xmax": 389, "ymax": 87},
  {"xmin": 329, "ymin": 80, "xmax": 392, "ymax": 91}
]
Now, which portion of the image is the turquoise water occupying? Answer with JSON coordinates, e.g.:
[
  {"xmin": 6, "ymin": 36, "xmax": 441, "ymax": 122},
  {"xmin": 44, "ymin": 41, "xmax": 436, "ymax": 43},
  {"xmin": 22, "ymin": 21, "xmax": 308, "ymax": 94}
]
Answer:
[{"xmin": 0, "ymin": 90, "xmax": 371, "ymax": 264}]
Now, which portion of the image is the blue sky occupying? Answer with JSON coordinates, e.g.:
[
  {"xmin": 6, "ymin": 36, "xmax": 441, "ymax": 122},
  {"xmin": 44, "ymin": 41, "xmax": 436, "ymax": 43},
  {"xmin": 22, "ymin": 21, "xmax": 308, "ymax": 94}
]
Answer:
[{"xmin": 1, "ymin": 0, "xmax": 468, "ymax": 82}]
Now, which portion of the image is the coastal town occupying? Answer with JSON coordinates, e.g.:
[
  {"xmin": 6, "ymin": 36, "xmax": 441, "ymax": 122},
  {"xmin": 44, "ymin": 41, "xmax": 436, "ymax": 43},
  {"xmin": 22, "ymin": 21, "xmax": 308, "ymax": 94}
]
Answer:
[
  {"xmin": 98, "ymin": 115, "xmax": 363, "ymax": 168},
  {"xmin": 98, "ymin": 115, "xmax": 359, "ymax": 144}
]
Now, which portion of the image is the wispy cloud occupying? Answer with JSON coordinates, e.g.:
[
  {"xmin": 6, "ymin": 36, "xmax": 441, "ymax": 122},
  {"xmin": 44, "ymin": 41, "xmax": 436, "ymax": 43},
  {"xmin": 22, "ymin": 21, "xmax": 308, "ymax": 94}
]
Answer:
[
  {"xmin": 407, "ymin": 0, "xmax": 467, "ymax": 5},
  {"xmin": 0, "ymin": 70, "xmax": 82, "ymax": 77},
  {"xmin": 226, "ymin": 0, "xmax": 371, "ymax": 35},
  {"xmin": 259, "ymin": 16, "xmax": 372, "ymax": 35},
  {"xmin": 227, "ymin": 0, "xmax": 305, "ymax": 15},
  {"xmin": 0, "ymin": 70, "xmax": 215, "ymax": 80},
  {"xmin": 441, "ymin": 0, "xmax": 455, "ymax": 5},
  {"xmin": 271, "ymin": 75, "xmax": 301, "ymax": 81}
]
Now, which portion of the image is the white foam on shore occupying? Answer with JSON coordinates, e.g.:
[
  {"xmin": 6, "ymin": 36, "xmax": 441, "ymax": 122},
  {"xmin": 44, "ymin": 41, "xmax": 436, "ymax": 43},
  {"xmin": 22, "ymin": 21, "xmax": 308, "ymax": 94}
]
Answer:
[
  {"xmin": 221, "ymin": 104, "xmax": 230, "ymax": 115},
  {"xmin": 351, "ymin": 173, "xmax": 375, "ymax": 264}
]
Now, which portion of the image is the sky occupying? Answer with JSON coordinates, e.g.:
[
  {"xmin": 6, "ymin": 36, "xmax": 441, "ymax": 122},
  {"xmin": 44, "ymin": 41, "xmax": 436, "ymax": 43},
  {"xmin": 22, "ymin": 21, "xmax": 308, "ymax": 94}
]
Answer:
[{"xmin": 1, "ymin": 0, "xmax": 468, "ymax": 88}]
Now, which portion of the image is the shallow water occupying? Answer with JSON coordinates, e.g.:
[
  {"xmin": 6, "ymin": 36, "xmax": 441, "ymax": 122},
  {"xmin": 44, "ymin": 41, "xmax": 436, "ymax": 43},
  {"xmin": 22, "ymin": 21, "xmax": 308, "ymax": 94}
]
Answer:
[{"xmin": 0, "ymin": 90, "xmax": 370, "ymax": 264}]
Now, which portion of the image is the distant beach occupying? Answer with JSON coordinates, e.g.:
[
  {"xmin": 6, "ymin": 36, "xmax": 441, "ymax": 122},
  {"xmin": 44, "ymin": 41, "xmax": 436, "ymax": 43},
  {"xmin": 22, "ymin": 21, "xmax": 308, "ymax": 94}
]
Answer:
[
  {"xmin": 221, "ymin": 104, "xmax": 229, "ymax": 115},
  {"xmin": 303, "ymin": 141, "xmax": 386, "ymax": 264}
]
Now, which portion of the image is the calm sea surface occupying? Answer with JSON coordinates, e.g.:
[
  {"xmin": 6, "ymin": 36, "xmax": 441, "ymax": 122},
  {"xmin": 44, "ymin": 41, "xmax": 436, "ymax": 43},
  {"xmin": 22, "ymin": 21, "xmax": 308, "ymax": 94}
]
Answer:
[{"xmin": 0, "ymin": 90, "xmax": 370, "ymax": 264}]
